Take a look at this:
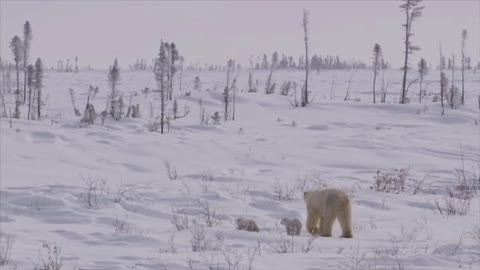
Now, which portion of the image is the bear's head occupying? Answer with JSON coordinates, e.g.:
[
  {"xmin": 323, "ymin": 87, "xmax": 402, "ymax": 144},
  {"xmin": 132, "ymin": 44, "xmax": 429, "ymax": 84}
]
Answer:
[{"xmin": 280, "ymin": 218, "xmax": 289, "ymax": 225}]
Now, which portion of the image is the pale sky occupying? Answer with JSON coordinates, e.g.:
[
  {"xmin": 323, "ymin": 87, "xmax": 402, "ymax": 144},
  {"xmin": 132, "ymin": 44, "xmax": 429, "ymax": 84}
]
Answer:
[{"xmin": 1, "ymin": 0, "xmax": 479, "ymax": 69}]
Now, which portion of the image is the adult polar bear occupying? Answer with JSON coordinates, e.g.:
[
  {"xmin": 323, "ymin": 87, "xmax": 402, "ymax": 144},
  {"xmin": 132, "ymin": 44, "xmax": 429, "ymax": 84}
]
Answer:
[{"xmin": 303, "ymin": 188, "xmax": 353, "ymax": 238}]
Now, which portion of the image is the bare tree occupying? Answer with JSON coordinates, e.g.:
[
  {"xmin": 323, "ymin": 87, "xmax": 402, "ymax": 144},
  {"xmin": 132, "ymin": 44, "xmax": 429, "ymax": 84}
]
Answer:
[
  {"xmin": 10, "ymin": 36, "xmax": 23, "ymax": 106},
  {"xmin": 265, "ymin": 52, "xmax": 278, "ymax": 94},
  {"xmin": 178, "ymin": 56, "xmax": 185, "ymax": 93},
  {"xmin": 418, "ymin": 58, "xmax": 427, "ymax": 103},
  {"xmin": 400, "ymin": 0, "xmax": 424, "ymax": 104},
  {"xmin": 461, "ymin": 29, "xmax": 467, "ymax": 105},
  {"xmin": 34, "ymin": 58, "xmax": 44, "ymax": 119},
  {"xmin": 450, "ymin": 53, "xmax": 456, "ymax": 109},
  {"xmin": 440, "ymin": 72, "xmax": 448, "ymax": 115},
  {"xmin": 23, "ymin": 21, "xmax": 32, "ymax": 103},
  {"xmin": 224, "ymin": 59, "xmax": 234, "ymax": 121},
  {"xmin": 26, "ymin": 64, "xmax": 34, "ymax": 120},
  {"xmin": 302, "ymin": 9, "xmax": 310, "ymax": 107},
  {"xmin": 194, "ymin": 76, "xmax": 201, "ymax": 91},
  {"xmin": 232, "ymin": 78, "xmax": 237, "ymax": 120},
  {"xmin": 75, "ymin": 56, "xmax": 79, "ymax": 73},
  {"xmin": 372, "ymin": 43, "xmax": 382, "ymax": 104}
]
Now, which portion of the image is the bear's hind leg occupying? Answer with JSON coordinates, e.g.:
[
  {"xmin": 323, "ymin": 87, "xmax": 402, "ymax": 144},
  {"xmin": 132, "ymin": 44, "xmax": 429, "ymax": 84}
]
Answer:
[{"xmin": 338, "ymin": 208, "xmax": 353, "ymax": 238}]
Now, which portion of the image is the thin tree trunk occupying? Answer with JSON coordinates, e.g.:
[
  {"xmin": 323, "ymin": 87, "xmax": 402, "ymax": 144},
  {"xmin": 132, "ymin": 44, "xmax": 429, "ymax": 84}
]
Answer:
[
  {"xmin": 160, "ymin": 66, "xmax": 165, "ymax": 134},
  {"xmin": 27, "ymin": 84, "xmax": 32, "ymax": 120},
  {"xmin": 232, "ymin": 80, "xmax": 236, "ymax": 121},
  {"xmin": 461, "ymin": 49, "xmax": 465, "ymax": 105},
  {"xmin": 23, "ymin": 63, "xmax": 27, "ymax": 103},
  {"xmin": 179, "ymin": 65, "xmax": 183, "ymax": 93},
  {"xmin": 160, "ymin": 89, "xmax": 164, "ymax": 134},
  {"xmin": 373, "ymin": 63, "xmax": 377, "ymax": 104},
  {"xmin": 302, "ymin": 10, "xmax": 309, "ymax": 107},
  {"xmin": 1, "ymin": 94, "xmax": 7, "ymax": 117},
  {"xmin": 37, "ymin": 86, "xmax": 41, "ymax": 119},
  {"xmin": 15, "ymin": 62, "xmax": 20, "ymax": 100},
  {"xmin": 401, "ymin": 3, "xmax": 410, "ymax": 104},
  {"xmin": 31, "ymin": 88, "xmax": 36, "ymax": 119},
  {"xmin": 419, "ymin": 77, "xmax": 423, "ymax": 103},
  {"xmin": 304, "ymin": 32, "xmax": 309, "ymax": 106}
]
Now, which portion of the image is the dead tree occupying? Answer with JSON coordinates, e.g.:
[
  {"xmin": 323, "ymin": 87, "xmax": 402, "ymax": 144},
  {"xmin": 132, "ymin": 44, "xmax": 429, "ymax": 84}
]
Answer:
[
  {"xmin": 440, "ymin": 72, "xmax": 448, "ymax": 115},
  {"xmin": 461, "ymin": 29, "xmax": 467, "ymax": 105},
  {"xmin": 302, "ymin": 9, "xmax": 310, "ymax": 107},
  {"xmin": 344, "ymin": 73, "xmax": 353, "ymax": 101},
  {"xmin": 418, "ymin": 58, "xmax": 427, "ymax": 103},
  {"xmin": 26, "ymin": 65, "xmax": 34, "ymax": 120},
  {"xmin": 232, "ymin": 78, "xmax": 237, "ymax": 120},
  {"xmin": 224, "ymin": 59, "xmax": 234, "ymax": 121},
  {"xmin": 173, "ymin": 100, "xmax": 189, "ymax": 120},
  {"xmin": 372, "ymin": 43, "xmax": 382, "ymax": 103},
  {"xmin": 400, "ymin": 0, "xmax": 424, "ymax": 104}
]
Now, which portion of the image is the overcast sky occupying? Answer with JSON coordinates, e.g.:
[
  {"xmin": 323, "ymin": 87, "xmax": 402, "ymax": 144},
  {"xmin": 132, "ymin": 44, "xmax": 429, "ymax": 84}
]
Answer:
[{"xmin": 1, "ymin": 1, "xmax": 479, "ymax": 69}]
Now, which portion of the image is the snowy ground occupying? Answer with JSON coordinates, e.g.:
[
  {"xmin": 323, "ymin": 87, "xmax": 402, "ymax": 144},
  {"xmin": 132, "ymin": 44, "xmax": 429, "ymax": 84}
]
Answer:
[{"xmin": 1, "ymin": 69, "xmax": 479, "ymax": 270}]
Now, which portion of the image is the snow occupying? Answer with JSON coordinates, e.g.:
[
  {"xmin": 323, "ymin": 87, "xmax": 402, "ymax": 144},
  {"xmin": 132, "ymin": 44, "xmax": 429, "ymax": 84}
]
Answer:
[{"xmin": 1, "ymin": 69, "xmax": 479, "ymax": 269}]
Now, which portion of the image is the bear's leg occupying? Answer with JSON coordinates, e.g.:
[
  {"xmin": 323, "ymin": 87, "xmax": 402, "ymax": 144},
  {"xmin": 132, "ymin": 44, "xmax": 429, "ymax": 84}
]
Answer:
[
  {"xmin": 306, "ymin": 209, "xmax": 320, "ymax": 235},
  {"xmin": 320, "ymin": 214, "xmax": 336, "ymax": 237},
  {"xmin": 338, "ymin": 208, "xmax": 353, "ymax": 238},
  {"xmin": 318, "ymin": 216, "xmax": 324, "ymax": 235}
]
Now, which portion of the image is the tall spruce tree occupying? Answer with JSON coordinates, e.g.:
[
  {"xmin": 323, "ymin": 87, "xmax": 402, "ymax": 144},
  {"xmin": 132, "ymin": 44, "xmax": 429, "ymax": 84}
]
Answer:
[
  {"xmin": 372, "ymin": 43, "xmax": 383, "ymax": 104},
  {"xmin": 400, "ymin": 0, "xmax": 424, "ymax": 104},
  {"xmin": 23, "ymin": 21, "xmax": 32, "ymax": 103}
]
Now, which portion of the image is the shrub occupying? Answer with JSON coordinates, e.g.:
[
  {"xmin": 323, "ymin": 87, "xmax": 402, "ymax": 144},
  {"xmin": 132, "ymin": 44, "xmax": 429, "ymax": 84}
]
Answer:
[{"xmin": 371, "ymin": 169, "xmax": 408, "ymax": 194}]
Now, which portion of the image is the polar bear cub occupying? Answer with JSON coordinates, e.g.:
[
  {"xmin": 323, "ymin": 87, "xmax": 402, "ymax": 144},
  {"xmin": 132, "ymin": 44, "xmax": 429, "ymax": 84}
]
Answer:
[
  {"xmin": 236, "ymin": 217, "xmax": 260, "ymax": 232},
  {"xmin": 303, "ymin": 188, "xmax": 353, "ymax": 238},
  {"xmin": 280, "ymin": 218, "xmax": 302, "ymax": 236}
]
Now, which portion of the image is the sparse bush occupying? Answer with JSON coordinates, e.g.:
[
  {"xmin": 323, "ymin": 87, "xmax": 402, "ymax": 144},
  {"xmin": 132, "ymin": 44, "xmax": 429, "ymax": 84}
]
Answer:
[
  {"xmin": 280, "ymin": 81, "xmax": 292, "ymax": 96},
  {"xmin": 201, "ymin": 170, "xmax": 214, "ymax": 182},
  {"xmin": 80, "ymin": 176, "xmax": 107, "ymax": 208},
  {"xmin": 171, "ymin": 207, "xmax": 191, "ymax": 231},
  {"xmin": 273, "ymin": 178, "xmax": 296, "ymax": 202},
  {"xmin": 190, "ymin": 221, "xmax": 207, "ymax": 252},
  {"xmin": 113, "ymin": 182, "xmax": 150, "ymax": 203},
  {"xmin": 468, "ymin": 226, "xmax": 480, "ymax": 251},
  {"xmin": 0, "ymin": 236, "xmax": 14, "ymax": 266},
  {"xmin": 148, "ymin": 117, "xmax": 162, "ymax": 132},
  {"xmin": 267, "ymin": 230, "xmax": 294, "ymax": 254},
  {"xmin": 295, "ymin": 174, "xmax": 328, "ymax": 193},
  {"xmin": 432, "ymin": 196, "xmax": 471, "ymax": 217},
  {"xmin": 33, "ymin": 242, "xmax": 63, "ymax": 270},
  {"xmin": 68, "ymin": 88, "xmax": 81, "ymax": 116},
  {"xmin": 113, "ymin": 216, "xmax": 132, "ymax": 234},
  {"xmin": 371, "ymin": 169, "xmax": 408, "ymax": 194},
  {"xmin": 131, "ymin": 104, "xmax": 141, "ymax": 118},
  {"xmin": 197, "ymin": 199, "xmax": 220, "ymax": 227},
  {"xmin": 244, "ymin": 247, "xmax": 258, "ymax": 270},
  {"xmin": 211, "ymin": 111, "xmax": 221, "ymax": 125},
  {"xmin": 301, "ymin": 236, "xmax": 316, "ymax": 253},
  {"xmin": 80, "ymin": 103, "xmax": 96, "ymax": 125},
  {"xmin": 446, "ymin": 167, "xmax": 478, "ymax": 200},
  {"xmin": 164, "ymin": 160, "xmax": 178, "ymax": 180},
  {"xmin": 339, "ymin": 245, "xmax": 368, "ymax": 270},
  {"xmin": 222, "ymin": 248, "xmax": 243, "ymax": 270},
  {"xmin": 409, "ymin": 171, "xmax": 434, "ymax": 195}
]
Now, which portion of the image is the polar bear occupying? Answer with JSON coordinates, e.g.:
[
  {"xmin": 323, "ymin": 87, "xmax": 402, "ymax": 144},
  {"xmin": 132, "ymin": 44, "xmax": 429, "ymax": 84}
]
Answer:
[
  {"xmin": 280, "ymin": 218, "xmax": 302, "ymax": 236},
  {"xmin": 303, "ymin": 188, "xmax": 353, "ymax": 238},
  {"xmin": 236, "ymin": 217, "xmax": 260, "ymax": 232}
]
